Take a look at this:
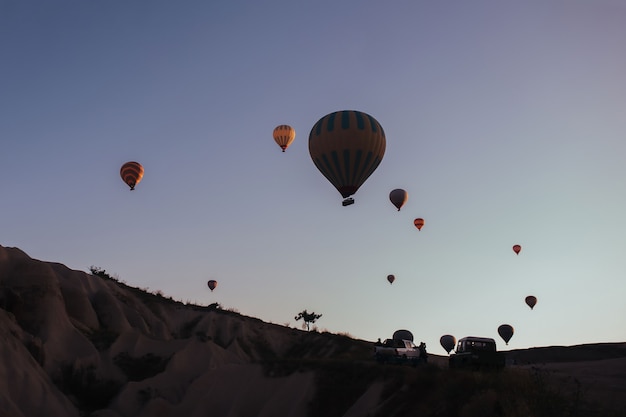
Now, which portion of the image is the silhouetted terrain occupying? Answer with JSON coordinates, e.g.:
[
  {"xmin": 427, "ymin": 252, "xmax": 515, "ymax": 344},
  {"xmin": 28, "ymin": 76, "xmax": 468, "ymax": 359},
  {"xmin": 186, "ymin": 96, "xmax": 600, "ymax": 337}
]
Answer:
[{"xmin": 0, "ymin": 245, "xmax": 624, "ymax": 417}]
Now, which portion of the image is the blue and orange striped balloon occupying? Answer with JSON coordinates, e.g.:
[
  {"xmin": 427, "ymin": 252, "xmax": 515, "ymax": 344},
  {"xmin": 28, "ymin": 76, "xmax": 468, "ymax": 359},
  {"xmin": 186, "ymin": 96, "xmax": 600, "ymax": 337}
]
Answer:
[{"xmin": 308, "ymin": 110, "xmax": 385, "ymax": 200}]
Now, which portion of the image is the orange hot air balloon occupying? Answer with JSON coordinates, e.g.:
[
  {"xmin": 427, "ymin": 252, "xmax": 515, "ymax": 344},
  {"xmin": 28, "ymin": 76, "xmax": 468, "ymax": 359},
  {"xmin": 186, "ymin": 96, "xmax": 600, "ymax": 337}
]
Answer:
[
  {"xmin": 525, "ymin": 295, "xmax": 537, "ymax": 310},
  {"xmin": 273, "ymin": 125, "xmax": 296, "ymax": 152},
  {"xmin": 497, "ymin": 324, "xmax": 514, "ymax": 345},
  {"xmin": 414, "ymin": 218, "xmax": 425, "ymax": 231},
  {"xmin": 120, "ymin": 161, "xmax": 144, "ymax": 191},
  {"xmin": 513, "ymin": 244, "xmax": 522, "ymax": 255},
  {"xmin": 207, "ymin": 280, "xmax": 217, "ymax": 292},
  {"xmin": 389, "ymin": 189, "xmax": 408, "ymax": 211},
  {"xmin": 309, "ymin": 110, "xmax": 386, "ymax": 205},
  {"xmin": 440, "ymin": 334, "xmax": 457, "ymax": 354},
  {"xmin": 387, "ymin": 274, "xmax": 395, "ymax": 284}
]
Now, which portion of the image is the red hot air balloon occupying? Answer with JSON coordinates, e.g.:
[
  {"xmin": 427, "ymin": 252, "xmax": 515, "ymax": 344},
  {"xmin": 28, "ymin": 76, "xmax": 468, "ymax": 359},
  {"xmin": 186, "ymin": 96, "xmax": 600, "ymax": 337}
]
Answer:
[
  {"xmin": 389, "ymin": 189, "xmax": 408, "ymax": 211},
  {"xmin": 513, "ymin": 244, "xmax": 521, "ymax": 255},
  {"xmin": 309, "ymin": 110, "xmax": 386, "ymax": 206},
  {"xmin": 120, "ymin": 161, "xmax": 144, "ymax": 191},
  {"xmin": 207, "ymin": 280, "xmax": 217, "ymax": 292},
  {"xmin": 525, "ymin": 295, "xmax": 537, "ymax": 310},
  {"xmin": 273, "ymin": 125, "xmax": 296, "ymax": 152},
  {"xmin": 497, "ymin": 324, "xmax": 514, "ymax": 345},
  {"xmin": 414, "ymin": 218, "xmax": 425, "ymax": 231},
  {"xmin": 387, "ymin": 274, "xmax": 395, "ymax": 284}
]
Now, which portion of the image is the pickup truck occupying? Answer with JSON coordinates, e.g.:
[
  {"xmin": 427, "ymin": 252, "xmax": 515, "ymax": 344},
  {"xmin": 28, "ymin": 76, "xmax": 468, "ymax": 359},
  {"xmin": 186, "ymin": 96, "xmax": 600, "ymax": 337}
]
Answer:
[
  {"xmin": 374, "ymin": 339, "xmax": 422, "ymax": 364},
  {"xmin": 448, "ymin": 336, "xmax": 505, "ymax": 370}
]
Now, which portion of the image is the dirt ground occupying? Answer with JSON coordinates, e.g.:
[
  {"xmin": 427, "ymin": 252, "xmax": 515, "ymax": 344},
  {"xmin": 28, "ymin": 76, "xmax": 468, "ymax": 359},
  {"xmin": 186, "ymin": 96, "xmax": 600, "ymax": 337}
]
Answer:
[
  {"xmin": 518, "ymin": 357, "xmax": 626, "ymax": 411},
  {"xmin": 427, "ymin": 348, "xmax": 626, "ymax": 411}
]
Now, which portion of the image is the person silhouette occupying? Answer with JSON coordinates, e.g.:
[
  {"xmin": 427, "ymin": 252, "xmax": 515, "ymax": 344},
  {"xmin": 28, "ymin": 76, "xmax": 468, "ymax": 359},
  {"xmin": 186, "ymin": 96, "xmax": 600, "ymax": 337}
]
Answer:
[{"xmin": 418, "ymin": 342, "xmax": 428, "ymax": 363}]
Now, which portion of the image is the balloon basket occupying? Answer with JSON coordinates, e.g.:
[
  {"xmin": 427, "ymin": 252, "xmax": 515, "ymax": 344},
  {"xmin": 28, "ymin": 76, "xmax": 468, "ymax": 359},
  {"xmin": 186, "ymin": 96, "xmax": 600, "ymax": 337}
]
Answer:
[{"xmin": 342, "ymin": 198, "xmax": 355, "ymax": 206}]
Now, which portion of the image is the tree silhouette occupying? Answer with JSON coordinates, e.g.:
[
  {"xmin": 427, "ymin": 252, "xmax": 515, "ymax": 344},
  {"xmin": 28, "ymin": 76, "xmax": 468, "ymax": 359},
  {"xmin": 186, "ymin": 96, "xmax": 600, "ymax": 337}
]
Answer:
[{"xmin": 294, "ymin": 310, "xmax": 322, "ymax": 331}]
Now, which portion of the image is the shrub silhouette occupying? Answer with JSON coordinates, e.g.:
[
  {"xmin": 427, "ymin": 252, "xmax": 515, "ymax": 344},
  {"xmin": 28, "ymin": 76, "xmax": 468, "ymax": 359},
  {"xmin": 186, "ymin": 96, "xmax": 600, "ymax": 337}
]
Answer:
[{"xmin": 294, "ymin": 310, "xmax": 322, "ymax": 331}]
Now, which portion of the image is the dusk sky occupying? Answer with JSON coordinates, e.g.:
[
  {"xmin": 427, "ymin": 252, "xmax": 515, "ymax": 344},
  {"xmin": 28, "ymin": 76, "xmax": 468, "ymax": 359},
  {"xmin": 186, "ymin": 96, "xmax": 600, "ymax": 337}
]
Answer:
[{"xmin": 2, "ymin": 0, "xmax": 626, "ymax": 354}]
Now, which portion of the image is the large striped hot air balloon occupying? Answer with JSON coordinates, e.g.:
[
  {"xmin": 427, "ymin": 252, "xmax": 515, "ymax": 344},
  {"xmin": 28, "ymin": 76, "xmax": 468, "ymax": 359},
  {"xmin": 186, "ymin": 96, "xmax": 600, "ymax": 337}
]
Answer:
[
  {"xmin": 120, "ymin": 161, "xmax": 144, "ymax": 191},
  {"xmin": 309, "ymin": 110, "xmax": 386, "ymax": 206},
  {"xmin": 273, "ymin": 125, "xmax": 296, "ymax": 152}
]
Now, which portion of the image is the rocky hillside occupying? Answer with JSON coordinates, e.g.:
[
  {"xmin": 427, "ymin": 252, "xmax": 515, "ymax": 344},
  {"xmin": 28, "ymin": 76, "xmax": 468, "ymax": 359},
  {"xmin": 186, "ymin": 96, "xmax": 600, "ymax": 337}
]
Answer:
[{"xmin": 0, "ymin": 245, "xmax": 623, "ymax": 417}]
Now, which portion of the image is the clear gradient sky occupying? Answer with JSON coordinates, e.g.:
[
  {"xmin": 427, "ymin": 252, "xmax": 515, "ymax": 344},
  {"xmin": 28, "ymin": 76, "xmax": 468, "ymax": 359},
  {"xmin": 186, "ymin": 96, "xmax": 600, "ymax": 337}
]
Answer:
[{"xmin": 2, "ymin": 0, "xmax": 626, "ymax": 354}]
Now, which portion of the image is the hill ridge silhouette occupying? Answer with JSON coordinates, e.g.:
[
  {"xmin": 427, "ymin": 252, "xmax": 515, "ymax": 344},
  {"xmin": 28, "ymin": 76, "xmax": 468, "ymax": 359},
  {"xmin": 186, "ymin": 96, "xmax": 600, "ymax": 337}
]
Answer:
[{"xmin": 1, "ymin": 245, "xmax": 624, "ymax": 416}]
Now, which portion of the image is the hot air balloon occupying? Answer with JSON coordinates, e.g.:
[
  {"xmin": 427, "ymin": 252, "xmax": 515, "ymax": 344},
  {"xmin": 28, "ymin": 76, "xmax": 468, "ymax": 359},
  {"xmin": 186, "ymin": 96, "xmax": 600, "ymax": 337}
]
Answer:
[
  {"xmin": 387, "ymin": 274, "xmax": 395, "ymax": 284},
  {"xmin": 525, "ymin": 295, "xmax": 537, "ymax": 310},
  {"xmin": 273, "ymin": 125, "xmax": 296, "ymax": 152},
  {"xmin": 440, "ymin": 335, "xmax": 457, "ymax": 354},
  {"xmin": 120, "ymin": 161, "xmax": 144, "ymax": 191},
  {"xmin": 414, "ymin": 218, "xmax": 425, "ymax": 231},
  {"xmin": 513, "ymin": 244, "xmax": 521, "ymax": 255},
  {"xmin": 392, "ymin": 329, "xmax": 413, "ymax": 342},
  {"xmin": 207, "ymin": 280, "xmax": 217, "ymax": 292},
  {"xmin": 498, "ymin": 324, "xmax": 514, "ymax": 345},
  {"xmin": 389, "ymin": 189, "xmax": 408, "ymax": 211},
  {"xmin": 309, "ymin": 110, "xmax": 386, "ymax": 206}
]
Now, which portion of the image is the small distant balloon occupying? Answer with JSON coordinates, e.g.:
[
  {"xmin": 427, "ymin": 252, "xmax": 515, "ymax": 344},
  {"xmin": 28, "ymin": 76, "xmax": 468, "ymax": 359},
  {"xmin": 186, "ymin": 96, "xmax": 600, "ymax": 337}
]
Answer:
[
  {"xmin": 513, "ymin": 244, "xmax": 521, "ymax": 255},
  {"xmin": 392, "ymin": 329, "xmax": 413, "ymax": 342},
  {"xmin": 387, "ymin": 274, "xmax": 395, "ymax": 284},
  {"xmin": 414, "ymin": 218, "xmax": 425, "ymax": 231},
  {"xmin": 440, "ymin": 335, "xmax": 456, "ymax": 354},
  {"xmin": 207, "ymin": 280, "xmax": 217, "ymax": 292},
  {"xmin": 389, "ymin": 189, "xmax": 408, "ymax": 211},
  {"xmin": 525, "ymin": 295, "xmax": 537, "ymax": 310},
  {"xmin": 120, "ymin": 161, "xmax": 144, "ymax": 191},
  {"xmin": 498, "ymin": 324, "xmax": 514, "ymax": 345},
  {"xmin": 273, "ymin": 125, "xmax": 296, "ymax": 152}
]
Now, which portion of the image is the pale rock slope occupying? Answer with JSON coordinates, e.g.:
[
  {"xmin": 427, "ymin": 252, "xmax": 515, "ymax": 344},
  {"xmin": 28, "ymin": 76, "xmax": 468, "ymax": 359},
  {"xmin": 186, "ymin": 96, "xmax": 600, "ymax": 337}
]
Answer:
[{"xmin": 0, "ymin": 245, "xmax": 371, "ymax": 417}]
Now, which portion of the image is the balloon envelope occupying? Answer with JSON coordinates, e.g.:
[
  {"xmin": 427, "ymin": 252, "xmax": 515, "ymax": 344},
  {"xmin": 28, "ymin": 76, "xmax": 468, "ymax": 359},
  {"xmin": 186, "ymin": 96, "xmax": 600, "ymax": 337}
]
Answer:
[
  {"xmin": 513, "ymin": 244, "xmax": 521, "ymax": 255},
  {"xmin": 273, "ymin": 125, "xmax": 296, "ymax": 152},
  {"xmin": 387, "ymin": 274, "xmax": 395, "ymax": 284},
  {"xmin": 440, "ymin": 335, "xmax": 457, "ymax": 354},
  {"xmin": 498, "ymin": 324, "xmax": 514, "ymax": 345},
  {"xmin": 309, "ymin": 110, "xmax": 386, "ymax": 200},
  {"xmin": 414, "ymin": 218, "xmax": 425, "ymax": 231},
  {"xmin": 120, "ymin": 161, "xmax": 144, "ymax": 190},
  {"xmin": 525, "ymin": 295, "xmax": 537, "ymax": 310},
  {"xmin": 389, "ymin": 189, "xmax": 408, "ymax": 211},
  {"xmin": 207, "ymin": 280, "xmax": 217, "ymax": 292},
  {"xmin": 392, "ymin": 329, "xmax": 413, "ymax": 342}
]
